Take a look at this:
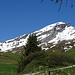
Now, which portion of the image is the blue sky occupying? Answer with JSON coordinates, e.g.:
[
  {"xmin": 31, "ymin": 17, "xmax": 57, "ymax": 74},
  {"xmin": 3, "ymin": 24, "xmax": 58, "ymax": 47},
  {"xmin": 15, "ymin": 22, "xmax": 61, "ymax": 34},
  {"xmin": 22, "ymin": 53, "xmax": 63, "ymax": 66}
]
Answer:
[{"xmin": 0, "ymin": 0, "xmax": 75, "ymax": 41}]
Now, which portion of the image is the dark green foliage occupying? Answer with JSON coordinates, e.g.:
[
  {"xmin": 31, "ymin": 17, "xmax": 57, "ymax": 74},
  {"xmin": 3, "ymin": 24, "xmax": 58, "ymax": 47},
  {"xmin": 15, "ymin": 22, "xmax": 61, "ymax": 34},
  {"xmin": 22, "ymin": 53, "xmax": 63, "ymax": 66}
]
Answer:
[
  {"xmin": 45, "ymin": 53, "xmax": 75, "ymax": 67},
  {"xmin": 24, "ymin": 34, "xmax": 41, "ymax": 56},
  {"xmin": 23, "ymin": 51, "xmax": 47, "ymax": 73},
  {"xmin": 17, "ymin": 34, "xmax": 42, "ymax": 73},
  {"xmin": 17, "ymin": 57, "xmax": 26, "ymax": 73},
  {"xmin": 17, "ymin": 50, "xmax": 47, "ymax": 73},
  {"xmin": 27, "ymin": 51, "xmax": 47, "ymax": 61}
]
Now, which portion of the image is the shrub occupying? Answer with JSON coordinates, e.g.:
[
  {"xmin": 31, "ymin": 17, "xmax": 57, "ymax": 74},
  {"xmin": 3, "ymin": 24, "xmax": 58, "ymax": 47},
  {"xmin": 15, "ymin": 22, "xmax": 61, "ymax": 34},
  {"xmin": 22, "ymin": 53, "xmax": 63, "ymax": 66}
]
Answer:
[{"xmin": 45, "ymin": 53, "xmax": 75, "ymax": 67}]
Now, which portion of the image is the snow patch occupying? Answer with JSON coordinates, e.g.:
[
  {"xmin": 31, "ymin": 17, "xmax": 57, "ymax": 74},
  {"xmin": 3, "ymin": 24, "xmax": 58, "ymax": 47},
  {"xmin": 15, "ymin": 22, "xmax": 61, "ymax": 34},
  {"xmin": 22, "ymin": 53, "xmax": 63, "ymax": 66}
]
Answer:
[
  {"xmin": 42, "ymin": 47, "xmax": 49, "ymax": 50},
  {"xmin": 49, "ymin": 26, "xmax": 75, "ymax": 44},
  {"xmin": 65, "ymin": 42, "xmax": 71, "ymax": 44},
  {"xmin": 50, "ymin": 45, "xmax": 56, "ymax": 48}
]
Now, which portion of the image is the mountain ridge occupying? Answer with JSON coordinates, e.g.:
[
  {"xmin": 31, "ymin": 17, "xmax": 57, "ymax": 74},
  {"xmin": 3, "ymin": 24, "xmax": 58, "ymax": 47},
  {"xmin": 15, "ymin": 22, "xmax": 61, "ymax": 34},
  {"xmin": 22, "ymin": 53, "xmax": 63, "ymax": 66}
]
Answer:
[{"xmin": 0, "ymin": 22, "xmax": 75, "ymax": 52}]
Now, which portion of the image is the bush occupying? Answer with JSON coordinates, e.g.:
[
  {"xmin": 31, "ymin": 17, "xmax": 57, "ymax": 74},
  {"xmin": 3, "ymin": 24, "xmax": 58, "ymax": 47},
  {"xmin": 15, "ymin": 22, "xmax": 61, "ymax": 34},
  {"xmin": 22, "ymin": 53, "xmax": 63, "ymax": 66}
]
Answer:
[
  {"xmin": 23, "ymin": 59, "xmax": 45, "ymax": 73},
  {"xmin": 17, "ymin": 50, "xmax": 47, "ymax": 73},
  {"xmin": 45, "ymin": 53, "xmax": 75, "ymax": 67}
]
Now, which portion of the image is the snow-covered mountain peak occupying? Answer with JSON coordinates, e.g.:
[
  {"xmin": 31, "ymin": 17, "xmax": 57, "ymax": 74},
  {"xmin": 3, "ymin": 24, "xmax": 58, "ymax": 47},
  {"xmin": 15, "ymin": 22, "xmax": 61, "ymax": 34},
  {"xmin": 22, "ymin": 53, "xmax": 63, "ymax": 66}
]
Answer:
[
  {"xmin": 0, "ymin": 22, "xmax": 75, "ymax": 52},
  {"xmin": 48, "ymin": 25, "xmax": 75, "ymax": 44},
  {"xmin": 35, "ymin": 22, "xmax": 65, "ymax": 32},
  {"xmin": 35, "ymin": 22, "xmax": 66, "ymax": 36},
  {"xmin": 56, "ymin": 22, "xmax": 65, "ymax": 25}
]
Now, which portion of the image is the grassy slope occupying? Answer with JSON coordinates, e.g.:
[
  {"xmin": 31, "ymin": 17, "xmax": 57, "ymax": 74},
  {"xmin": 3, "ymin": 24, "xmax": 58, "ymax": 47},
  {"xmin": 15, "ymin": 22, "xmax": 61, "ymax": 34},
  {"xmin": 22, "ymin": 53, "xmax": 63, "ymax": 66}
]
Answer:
[
  {"xmin": 51, "ymin": 49, "xmax": 75, "ymax": 75},
  {"xmin": 38, "ymin": 49, "xmax": 75, "ymax": 75},
  {"xmin": 0, "ymin": 48, "xmax": 75, "ymax": 75},
  {"xmin": 24, "ymin": 48, "xmax": 75, "ymax": 75},
  {"xmin": 0, "ymin": 52, "xmax": 21, "ymax": 75},
  {"xmin": 63, "ymin": 49, "xmax": 75, "ymax": 56}
]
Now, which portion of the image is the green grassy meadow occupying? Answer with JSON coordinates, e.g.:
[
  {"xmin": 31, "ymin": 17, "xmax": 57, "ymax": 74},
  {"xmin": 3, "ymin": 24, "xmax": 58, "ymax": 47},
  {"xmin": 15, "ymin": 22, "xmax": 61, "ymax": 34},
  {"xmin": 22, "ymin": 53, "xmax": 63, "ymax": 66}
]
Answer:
[
  {"xmin": 0, "ymin": 49, "xmax": 75, "ymax": 75},
  {"xmin": 0, "ymin": 52, "xmax": 21, "ymax": 75}
]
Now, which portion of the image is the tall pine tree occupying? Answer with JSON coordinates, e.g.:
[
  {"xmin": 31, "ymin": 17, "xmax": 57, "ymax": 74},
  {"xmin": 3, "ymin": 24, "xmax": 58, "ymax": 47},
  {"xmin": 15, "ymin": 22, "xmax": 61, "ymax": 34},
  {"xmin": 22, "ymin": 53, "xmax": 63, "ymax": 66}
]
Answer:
[
  {"xmin": 24, "ymin": 34, "xmax": 41, "ymax": 56},
  {"xmin": 17, "ymin": 34, "xmax": 42, "ymax": 73}
]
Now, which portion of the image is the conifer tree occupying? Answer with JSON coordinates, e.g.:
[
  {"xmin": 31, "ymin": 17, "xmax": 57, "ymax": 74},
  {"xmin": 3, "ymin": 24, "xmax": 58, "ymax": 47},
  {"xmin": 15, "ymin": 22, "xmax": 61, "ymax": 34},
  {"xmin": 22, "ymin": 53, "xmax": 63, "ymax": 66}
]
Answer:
[
  {"xmin": 24, "ymin": 34, "xmax": 41, "ymax": 56},
  {"xmin": 17, "ymin": 34, "xmax": 42, "ymax": 73}
]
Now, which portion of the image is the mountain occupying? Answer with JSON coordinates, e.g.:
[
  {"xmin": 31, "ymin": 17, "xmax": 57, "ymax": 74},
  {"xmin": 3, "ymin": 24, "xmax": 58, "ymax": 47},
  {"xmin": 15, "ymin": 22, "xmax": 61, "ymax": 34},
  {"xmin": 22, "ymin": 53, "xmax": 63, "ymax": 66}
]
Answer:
[{"xmin": 0, "ymin": 22, "xmax": 75, "ymax": 52}]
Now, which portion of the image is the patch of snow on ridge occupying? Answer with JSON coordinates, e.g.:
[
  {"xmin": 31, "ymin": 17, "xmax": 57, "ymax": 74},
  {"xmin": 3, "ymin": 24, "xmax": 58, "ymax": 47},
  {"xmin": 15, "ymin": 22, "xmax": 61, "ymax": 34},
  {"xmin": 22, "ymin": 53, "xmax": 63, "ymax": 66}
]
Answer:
[
  {"xmin": 42, "ymin": 47, "xmax": 49, "ymax": 51},
  {"xmin": 35, "ymin": 22, "xmax": 65, "ymax": 36},
  {"xmin": 50, "ymin": 45, "xmax": 56, "ymax": 48},
  {"xmin": 48, "ymin": 26, "xmax": 75, "ymax": 44},
  {"xmin": 74, "ymin": 44, "xmax": 75, "ymax": 46},
  {"xmin": 65, "ymin": 42, "xmax": 71, "ymax": 45},
  {"xmin": 69, "ymin": 45, "xmax": 73, "ymax": 48},
  {"xmin": 0, "ymin": 34, "xmax": 29, "ymax": 52},
  {"xmin": 37, "ymin": 34, "xmax": 48, "ymax": 40},
  {"xmin": 64, "ymin": 46, "xmax": 73, "ymax": 50}
]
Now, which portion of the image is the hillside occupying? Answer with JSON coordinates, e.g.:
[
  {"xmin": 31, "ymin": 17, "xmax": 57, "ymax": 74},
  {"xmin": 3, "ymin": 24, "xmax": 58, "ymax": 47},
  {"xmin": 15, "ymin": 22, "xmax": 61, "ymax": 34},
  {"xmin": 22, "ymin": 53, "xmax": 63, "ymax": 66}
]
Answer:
[
  {"xmin": 1, "ymin": 21, "xmax": 75, "ymax": 75},
  {"xmin": 0, "ymin": 52, "xmax": 20, "ymax": 75}
]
